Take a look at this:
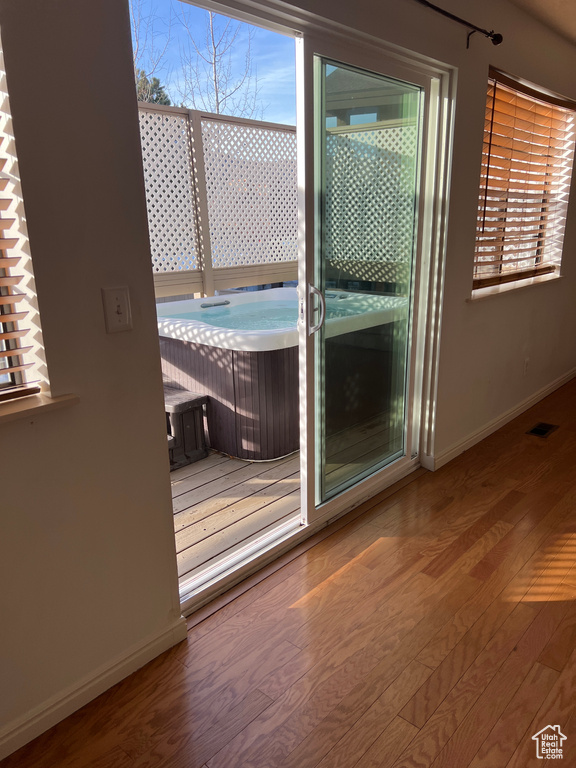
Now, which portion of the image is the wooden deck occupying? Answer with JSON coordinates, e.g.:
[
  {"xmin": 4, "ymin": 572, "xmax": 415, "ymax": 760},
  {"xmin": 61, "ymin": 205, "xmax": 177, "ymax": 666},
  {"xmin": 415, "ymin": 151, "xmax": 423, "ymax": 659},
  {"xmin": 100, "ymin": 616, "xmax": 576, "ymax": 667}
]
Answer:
[{"xmin": 171, "ymin": 451, "xmax": 301, "ymax": 585}]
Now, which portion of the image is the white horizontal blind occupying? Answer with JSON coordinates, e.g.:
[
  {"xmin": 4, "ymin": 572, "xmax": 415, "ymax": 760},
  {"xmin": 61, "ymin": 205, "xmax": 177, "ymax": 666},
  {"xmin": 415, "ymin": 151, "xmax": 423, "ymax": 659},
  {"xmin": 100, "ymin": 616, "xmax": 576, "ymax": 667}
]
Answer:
[
  {"xmin": 0, "ymin": 170, "xmax": 31, "ymax": 398},
  {"xmin": 474, "ymin": 70, "xmax": 576, "ymax": 289},
  {"xmin": 0, "ymin": 54, "xmax": 39, "ymax": 402}
]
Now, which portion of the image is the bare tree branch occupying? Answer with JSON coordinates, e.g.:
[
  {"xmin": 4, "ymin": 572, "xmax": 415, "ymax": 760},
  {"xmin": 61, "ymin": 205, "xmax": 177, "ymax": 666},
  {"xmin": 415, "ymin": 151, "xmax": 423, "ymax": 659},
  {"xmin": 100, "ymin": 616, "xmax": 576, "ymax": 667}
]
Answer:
[
  {"xmin": 175, "ymin": 8, "xmax": 262, "ymax": 118},
  {"xmin": 129, "ymin": 0, "xmax": 173, "ymax": 103}
]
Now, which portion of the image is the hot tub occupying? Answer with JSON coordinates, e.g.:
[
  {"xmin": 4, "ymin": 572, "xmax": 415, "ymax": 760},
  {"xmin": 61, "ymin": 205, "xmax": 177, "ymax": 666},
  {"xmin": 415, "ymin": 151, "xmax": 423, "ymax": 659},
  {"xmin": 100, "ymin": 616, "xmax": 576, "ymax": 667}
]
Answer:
[{"xmin": 157, "ymin": 287, "xmax": 407, "ymax": 460}]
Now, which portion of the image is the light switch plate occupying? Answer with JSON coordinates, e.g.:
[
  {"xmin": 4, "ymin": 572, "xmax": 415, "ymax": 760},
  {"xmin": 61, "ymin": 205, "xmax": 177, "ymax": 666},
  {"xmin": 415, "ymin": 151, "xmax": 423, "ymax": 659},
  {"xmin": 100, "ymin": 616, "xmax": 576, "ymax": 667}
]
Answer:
[{"xmin": 102, "ymin": 286, "xmax": 132, "ymax": 333}]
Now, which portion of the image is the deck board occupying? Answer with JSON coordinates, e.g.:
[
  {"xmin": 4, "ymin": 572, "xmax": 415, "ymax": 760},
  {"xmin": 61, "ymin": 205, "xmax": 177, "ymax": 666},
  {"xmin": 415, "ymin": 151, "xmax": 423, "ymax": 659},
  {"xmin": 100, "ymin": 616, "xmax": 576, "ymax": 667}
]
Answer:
[{"xmin": 172, "ymin": 452, "xmax": 300, "ymax": 583}]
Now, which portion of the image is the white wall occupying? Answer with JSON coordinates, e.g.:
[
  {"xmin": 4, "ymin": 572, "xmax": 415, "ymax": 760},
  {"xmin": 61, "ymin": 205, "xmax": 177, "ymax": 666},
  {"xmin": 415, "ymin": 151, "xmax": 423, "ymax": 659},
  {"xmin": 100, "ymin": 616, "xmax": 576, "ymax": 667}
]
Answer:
[
  {"xmin": 426, "ymin": 0, "xmax": 576, "ymax": 459},
  {"xmin": 1, "ymin": 0, "xmax": 576, "ymax": 758},
  {"xmin": 0, "ymin": 0, "xmax": 185, "ymax": 758}
]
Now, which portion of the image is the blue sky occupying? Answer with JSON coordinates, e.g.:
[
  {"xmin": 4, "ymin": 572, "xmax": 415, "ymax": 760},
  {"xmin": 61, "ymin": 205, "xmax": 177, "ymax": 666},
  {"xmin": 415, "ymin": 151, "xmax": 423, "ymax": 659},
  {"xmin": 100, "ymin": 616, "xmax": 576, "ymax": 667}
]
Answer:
[{"xmin": 130, "ymin": 0, "xmax": 297, "ymax": 124}]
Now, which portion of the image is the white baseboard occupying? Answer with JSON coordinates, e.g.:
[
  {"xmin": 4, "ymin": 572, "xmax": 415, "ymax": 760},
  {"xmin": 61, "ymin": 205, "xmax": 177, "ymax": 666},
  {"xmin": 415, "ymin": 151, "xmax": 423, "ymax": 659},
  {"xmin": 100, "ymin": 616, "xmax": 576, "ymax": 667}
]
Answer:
[
  {"xmin": 0, "ymin": 616, "xmax": 188, "ymax": 761},
  {"xmin": 431, "ymin": 369, "xmax": 576, "ymax": 471},
  {"xmin": 419, "ymin": 452, "xmax": 435, "ymax": 471}
]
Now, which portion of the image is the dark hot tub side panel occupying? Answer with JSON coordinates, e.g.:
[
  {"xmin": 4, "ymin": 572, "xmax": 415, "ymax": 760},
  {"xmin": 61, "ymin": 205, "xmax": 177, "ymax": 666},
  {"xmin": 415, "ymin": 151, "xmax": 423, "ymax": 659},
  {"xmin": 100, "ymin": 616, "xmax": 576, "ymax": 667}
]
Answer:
[{"xmin": 159, "ymin": 336, "xmax": 299, "ymax": 460}]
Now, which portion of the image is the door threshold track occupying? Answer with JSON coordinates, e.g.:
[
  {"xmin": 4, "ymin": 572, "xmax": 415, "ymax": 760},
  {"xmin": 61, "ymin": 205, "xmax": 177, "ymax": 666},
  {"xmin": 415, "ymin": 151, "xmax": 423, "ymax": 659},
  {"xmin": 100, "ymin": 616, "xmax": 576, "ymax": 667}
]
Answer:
[{"xmin": 179, "ymin": 514, "xmax": 302, "ymax": 610}]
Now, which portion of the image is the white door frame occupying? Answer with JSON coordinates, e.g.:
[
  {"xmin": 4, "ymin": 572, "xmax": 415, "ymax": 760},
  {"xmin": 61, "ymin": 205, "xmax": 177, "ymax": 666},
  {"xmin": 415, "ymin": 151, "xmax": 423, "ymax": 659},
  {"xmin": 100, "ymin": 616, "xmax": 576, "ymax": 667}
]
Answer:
[{"xmin": 296, "ymin": 29, "xmax": 454, "ymax": 526}]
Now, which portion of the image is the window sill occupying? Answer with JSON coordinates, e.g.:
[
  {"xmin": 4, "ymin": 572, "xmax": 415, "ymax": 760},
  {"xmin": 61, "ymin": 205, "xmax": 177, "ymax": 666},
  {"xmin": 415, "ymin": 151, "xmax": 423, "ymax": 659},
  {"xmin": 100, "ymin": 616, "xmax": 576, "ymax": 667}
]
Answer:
[
  {"xmin": 0, "ymin": 392, "xmax": 79, "ymax": 425},
  {"xmin": 468, "ymin": 272, "xmax": 562, "ymax": 303}
]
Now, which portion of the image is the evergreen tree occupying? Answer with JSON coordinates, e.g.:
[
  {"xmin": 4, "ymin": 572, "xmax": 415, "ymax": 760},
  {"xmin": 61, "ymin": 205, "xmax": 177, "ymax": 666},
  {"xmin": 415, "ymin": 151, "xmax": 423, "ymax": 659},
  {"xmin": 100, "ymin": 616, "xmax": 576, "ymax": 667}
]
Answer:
[{"xmin": 136, "ymin": 69, "xmax": 171, "ymax": 105}]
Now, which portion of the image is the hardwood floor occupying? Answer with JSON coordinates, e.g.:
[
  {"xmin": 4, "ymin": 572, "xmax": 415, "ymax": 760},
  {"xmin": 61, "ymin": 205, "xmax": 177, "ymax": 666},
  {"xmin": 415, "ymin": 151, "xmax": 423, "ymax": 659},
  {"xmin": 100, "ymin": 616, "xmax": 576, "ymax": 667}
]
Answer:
[{"xmin": 3, "ymin": 380, "xmax": 576, "ymax": 768}]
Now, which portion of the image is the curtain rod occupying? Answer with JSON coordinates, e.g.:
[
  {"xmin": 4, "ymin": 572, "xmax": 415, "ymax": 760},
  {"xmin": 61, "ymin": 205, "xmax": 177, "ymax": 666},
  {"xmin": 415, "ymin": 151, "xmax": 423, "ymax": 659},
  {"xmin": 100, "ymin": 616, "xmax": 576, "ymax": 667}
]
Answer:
[{"xmin": 413, "ymin": 0, "xmax": 503, "ymax": 47}]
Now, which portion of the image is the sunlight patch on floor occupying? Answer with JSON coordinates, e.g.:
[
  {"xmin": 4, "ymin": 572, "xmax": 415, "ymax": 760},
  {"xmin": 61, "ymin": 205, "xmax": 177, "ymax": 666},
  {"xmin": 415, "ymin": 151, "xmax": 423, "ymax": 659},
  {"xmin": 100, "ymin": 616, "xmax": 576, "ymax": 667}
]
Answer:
[{"xmin": 512, "ymin": 533, "xmax": 576, "ymax": 602}]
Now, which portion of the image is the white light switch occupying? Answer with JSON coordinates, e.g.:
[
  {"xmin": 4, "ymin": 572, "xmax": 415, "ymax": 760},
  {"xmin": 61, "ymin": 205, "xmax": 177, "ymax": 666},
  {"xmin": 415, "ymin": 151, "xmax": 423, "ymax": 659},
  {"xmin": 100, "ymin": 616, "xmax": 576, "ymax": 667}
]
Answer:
[{"xmin": 102, "ymin": 286, "xmax": 132, "ymax": 333}]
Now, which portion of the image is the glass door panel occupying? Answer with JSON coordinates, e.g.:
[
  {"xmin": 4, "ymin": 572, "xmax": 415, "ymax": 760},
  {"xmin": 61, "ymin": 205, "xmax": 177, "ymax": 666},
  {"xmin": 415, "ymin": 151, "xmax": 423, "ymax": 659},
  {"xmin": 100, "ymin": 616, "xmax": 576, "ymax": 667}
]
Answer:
[{"xmin": 314, "ymin": 58, "xmax": 422, "ymax": 503}]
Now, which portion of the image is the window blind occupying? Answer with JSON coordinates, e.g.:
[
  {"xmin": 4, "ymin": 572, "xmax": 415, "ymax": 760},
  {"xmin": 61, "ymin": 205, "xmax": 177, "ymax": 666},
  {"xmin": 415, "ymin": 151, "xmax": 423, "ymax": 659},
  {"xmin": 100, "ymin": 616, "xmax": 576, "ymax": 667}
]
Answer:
[
  {"xmin": 0, "ymin": 139, "xmax": 38, "ymax": 402},
  {"xmin": 473, "ymin": 69, "xmax": 576, "ymax": 290}
]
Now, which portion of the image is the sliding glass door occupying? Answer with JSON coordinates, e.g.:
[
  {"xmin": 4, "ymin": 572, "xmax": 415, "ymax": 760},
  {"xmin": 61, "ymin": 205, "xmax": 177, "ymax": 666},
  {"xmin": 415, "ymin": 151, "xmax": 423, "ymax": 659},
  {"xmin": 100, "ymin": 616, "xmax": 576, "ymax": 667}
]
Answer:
[
  {"xmin": 298, "ymin": 36, "xmax": 434, "ymax": 525},
  {"xmin": 315, "ymin": 59, "xmax": 422, "ymax": 502}
]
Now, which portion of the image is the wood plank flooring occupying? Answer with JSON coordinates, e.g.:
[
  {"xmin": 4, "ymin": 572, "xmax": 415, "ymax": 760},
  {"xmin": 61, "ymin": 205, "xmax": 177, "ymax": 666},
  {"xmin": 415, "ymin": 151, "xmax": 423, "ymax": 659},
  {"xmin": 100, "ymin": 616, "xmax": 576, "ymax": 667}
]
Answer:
[
  {"xmin": 3, "ymin": 379, "xmax": 576, "ymax": 768},
  {"xmin": 172, "ymin": 451, "xmax": 300, "ymax": 583}
]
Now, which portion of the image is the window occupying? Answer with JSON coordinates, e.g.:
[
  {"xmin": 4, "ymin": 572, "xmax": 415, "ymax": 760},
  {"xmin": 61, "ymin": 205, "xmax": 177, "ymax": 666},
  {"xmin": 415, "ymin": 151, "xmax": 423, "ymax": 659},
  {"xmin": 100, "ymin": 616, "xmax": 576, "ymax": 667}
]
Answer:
[
  {"xmin": 473, "ymin": 68, "xmax": 576, "ymax": 290},
  {"xmin": 0, "ymin": 193, "xmax": 37, "ymax": 401},
  {"xmin": 0, "ymin": 44, "xmax": 41, "ymax": 403}
]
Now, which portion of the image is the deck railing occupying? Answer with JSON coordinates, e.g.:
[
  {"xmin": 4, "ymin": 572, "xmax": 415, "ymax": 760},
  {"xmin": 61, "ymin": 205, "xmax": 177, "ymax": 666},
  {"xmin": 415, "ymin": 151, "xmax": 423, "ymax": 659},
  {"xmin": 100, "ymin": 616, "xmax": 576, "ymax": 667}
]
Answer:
[{"xmin": 138, "ymin": 103, "xmax": 298, "ymax": 297}]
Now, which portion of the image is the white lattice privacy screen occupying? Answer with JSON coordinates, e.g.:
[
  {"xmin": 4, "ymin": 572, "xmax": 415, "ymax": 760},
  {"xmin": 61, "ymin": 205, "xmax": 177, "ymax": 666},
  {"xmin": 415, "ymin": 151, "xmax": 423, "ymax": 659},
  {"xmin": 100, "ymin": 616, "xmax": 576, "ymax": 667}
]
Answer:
[
  {"xmin": 138, "ymin": 104, "xmax": 298, "ymax": 293},
  {"xmin": 325, "ymin": 124, "xmax": 418, "ymax": 284},
  {"xmin": 139, "ymin": 108, "xmax": 200, "ymax": 274},
  {"xmin": 201, "ymin": 119, "xmax": 298, "ymax": 268}
]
